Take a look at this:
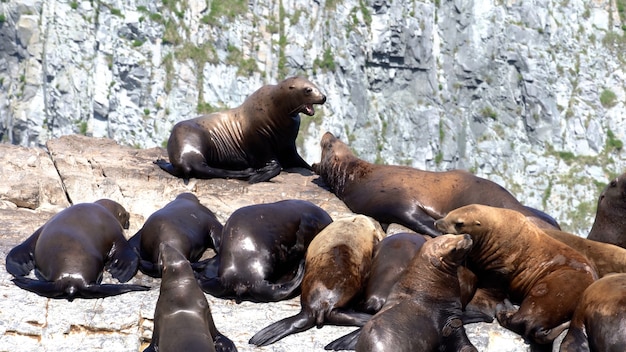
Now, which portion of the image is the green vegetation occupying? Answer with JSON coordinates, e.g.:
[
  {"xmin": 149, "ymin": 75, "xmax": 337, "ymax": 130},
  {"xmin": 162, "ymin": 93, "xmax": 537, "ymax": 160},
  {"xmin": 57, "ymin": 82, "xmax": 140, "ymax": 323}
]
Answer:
[
  {"xmin": 481, "ymin": 106, "xmax": 497, "ymax": 120},
  {"xmin": 143, "ymin": 108, "xmax": 150, "ymax": 116},
  {"xmin": 110, "ymin": 8, "xmax": 123, "ymax": 17},
  {"xmin": 226, "ymin": 44, "xmax": 257, "ymax": 76},
  {"xmin": 79, "ymin": 121, "xmax": 88, "ymax": 135},
  {"xmin": 132, "ymin": 39, "xmax": 144, "ymax": 47},
  {"xmin": 313, "ymin": 48, "xmax": 336, "ymax": 72},
  {"xmin": 202, "ymin": 0, "xmax": 247, "ymax": 26},
  {"xmin": 70, "ymin": 1, "xmax": 78, "ymax": 10},
  {"xmin": 606, "ymin": 129, "xmax": 624, "ymax": 151},
  {"xmin": 599, "ymin": 89, "xmax": 617, "ymax": 108}
]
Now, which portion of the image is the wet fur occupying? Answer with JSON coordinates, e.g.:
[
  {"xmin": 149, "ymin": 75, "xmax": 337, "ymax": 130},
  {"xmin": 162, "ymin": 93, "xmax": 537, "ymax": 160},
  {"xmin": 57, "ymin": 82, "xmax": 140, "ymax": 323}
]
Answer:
[{"xmin": 587, "ymin": 173, "xmax": 626, "ymax": 248}]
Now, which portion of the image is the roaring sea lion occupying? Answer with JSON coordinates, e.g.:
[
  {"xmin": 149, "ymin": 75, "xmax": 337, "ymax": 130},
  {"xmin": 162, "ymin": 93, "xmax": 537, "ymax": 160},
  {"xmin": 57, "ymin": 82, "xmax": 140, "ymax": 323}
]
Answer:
[
  {"xmin": 313, "ymin": 132, "xmax": 560, "ymax": 237},
  {"xmin": 197, "ymin": 200, "xmax": 333, "ymax": 303},
  {"xmin": 586, "ymin": 172, "xmax": 626, "ymax": 248},
  {"xmin": 248, "ymin": 215, "xmax": 385, "ymax": 346},
  {"xmin": 543, "ymin": 229, "xmax": 626, "ymax": 277},
  {"xmin": 326, "ymin": 234, "xmax": 483, "ymax": 352},
  {"xmin": 5, "ymin": 199, "xmax": 149, "ymax": 301},
  {"xmin": 128, "ymin": 192, "xmax": 222, "ymax": 277},
  {"xmin": 144, "ymin": 243, "xmax": 236, "ymax": 352},
  {"xmin": 559, "ymin": 273, "xmax": 626, "ymax": 352},
  {"xmin": 434, "ymin": 204, "xmax": 597, "ymax": 350},
  {"xmin": 155, "ymin": 76, "xmax": 326, "ymax": 184}
]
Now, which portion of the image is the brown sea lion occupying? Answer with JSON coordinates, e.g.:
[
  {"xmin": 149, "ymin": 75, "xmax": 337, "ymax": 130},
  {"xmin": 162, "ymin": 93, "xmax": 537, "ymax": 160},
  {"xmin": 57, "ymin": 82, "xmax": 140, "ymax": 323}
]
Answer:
[
  {"xmin": 586, "ymin": 172, "xmax": 626, "ymax": 248},
  {"xmin": 360, "ymin": 232, "xmax": 427, "ymax": 313},
  {"xmin": 5, "ymin": 199, "xmax": 149, "ymax": 301},
  {"xmin": 326, "ymin": 234, "xmax": 484, "ymax": 352},
  {"xmin": 434, "ymin": 204, "xmax": 597, "ymax": 350},
  {"xmin": 128, "ymin": 192, "xmax": 223, "ymax": 277},
  {"xmin": 144, "ymin": 243, "xmax": 236, "ymax": 352},
  {"xmin": 155, "ymin": 76, "xmax": 326, "ymax": 184},
  {"xmin": 248, "ymin": 215, "xmax": 385, "ymax": 346},
  {"xmin": 197, "ymin": 200, "xmax": 333, "ymax": 303},
  {"xmin": 543, "ymin": 229, "xmax": 626, "ymax": 277},
  {"xmin": 312, "ymin": 132, "xmax": 560, "ymax": 237},
  {"xmin": 559, "ymin": 273, "xmax": 626, "ymax": 352}
]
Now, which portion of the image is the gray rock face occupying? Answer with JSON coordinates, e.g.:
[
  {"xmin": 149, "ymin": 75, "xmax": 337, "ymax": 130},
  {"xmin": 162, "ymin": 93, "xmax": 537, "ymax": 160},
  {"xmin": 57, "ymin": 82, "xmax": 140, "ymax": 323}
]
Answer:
[
  {"xmin": 0, "ymin": 135, "xmax": 539, "ymax": 351},
  {"xmin": 0, "ymin": 0, "xmax": 624, "ymax": 235}
]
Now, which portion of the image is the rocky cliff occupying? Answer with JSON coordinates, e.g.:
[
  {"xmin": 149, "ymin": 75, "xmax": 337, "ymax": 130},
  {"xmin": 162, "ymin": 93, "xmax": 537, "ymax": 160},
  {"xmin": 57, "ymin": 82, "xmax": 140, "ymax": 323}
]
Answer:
[
  {"xmin": 0, "ymin": 0, "xmax": 625, "ymax": 234},
  {"xmin": 0, "ymin": 135, "xmax": 537, "ymax": 351}
]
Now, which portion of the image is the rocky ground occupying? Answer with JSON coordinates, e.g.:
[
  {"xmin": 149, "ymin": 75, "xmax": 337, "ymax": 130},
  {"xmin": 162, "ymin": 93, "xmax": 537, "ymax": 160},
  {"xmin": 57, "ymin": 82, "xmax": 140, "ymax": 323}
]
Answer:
[{"xmin": 0, "ymin": 135, "xmax": 558, "ymax": 351}]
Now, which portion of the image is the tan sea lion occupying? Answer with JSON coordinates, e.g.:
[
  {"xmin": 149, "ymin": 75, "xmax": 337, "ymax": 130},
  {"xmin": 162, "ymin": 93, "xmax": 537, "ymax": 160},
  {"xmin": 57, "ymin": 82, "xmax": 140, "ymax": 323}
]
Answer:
[
  {"xmin": 6, "ymin": 199, "xmax": 149, "ymax": 301},
  {"xmin": 434, "ymin": 204, "xmax": 597, "ymax": 350},
  {"xmin": 155, "ymin": 76, "xmax": 326, "ymax": 184},
  {"xmin": 559, "ymin": 273, "xmax": 626, "ymax": 352},
  {"xmin": 313, "ymin": 132, "xmax": 560, "ymax": 237},
  {"xmin": 543, "ymin": 229, "xmax": 626, "ymax": 277},
  {"xmin": 587, "ymin": 172, "xmax": 626, "ymax": 248},
  {"xmin": 128, "ymin": 193, "xmax": 223, "ymax": 277},
  {"xmin": 248, "ymin": 215, "xmax": 385, "ymax": 346},
  {"xmin": 144, "ymin": 243, "xmax": 236, "ymax": 352}
]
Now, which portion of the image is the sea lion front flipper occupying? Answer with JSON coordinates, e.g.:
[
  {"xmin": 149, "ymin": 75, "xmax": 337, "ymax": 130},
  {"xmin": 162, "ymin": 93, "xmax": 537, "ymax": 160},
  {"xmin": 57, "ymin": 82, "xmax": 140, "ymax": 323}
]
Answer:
[
  {"xmin": 6, "ymin": 227, "xmax": 42, "ymax": 277},
  {"xmin": 249, "ymin": 259, "xmax": 305, "ymax": 302},
  {"xmin": 324, "ymin": 328, "xmax": 361, "ymax": 351},
  {"xmin": 106, "ymin": 241, "xmax": 141, "ymax": 283},
  {"xmin": 214, "ymin": 333, "xmax": 237, "ymax": 352},
  {"xmin": 248, "ymin": 311, "xmax": 314, "ymax": 346}
]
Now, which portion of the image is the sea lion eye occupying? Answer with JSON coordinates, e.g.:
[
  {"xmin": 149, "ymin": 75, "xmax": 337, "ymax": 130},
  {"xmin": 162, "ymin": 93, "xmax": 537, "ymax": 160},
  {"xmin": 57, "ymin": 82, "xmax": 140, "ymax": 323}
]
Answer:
[
  {"xmin": 610, "ymin": 179, "xmax": 617, "ymax": 187},
  {"xmin": 305, "ymin": 87, "xmax": 313, "ymax": 94}
]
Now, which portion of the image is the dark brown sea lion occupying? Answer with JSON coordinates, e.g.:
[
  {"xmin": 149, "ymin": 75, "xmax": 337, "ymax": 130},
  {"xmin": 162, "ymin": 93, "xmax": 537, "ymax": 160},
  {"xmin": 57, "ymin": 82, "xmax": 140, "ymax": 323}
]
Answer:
[
  {"xmin": 543, "ymin": 229, "xmax": 626, "ymax": 277},
  {"xmin": 559, "ymin": 273, "xmax": 626, "ymax": 352},
  {"xmin": 313, "ymin": 132, "xmax": 560, "ymax": 237},
  {"xmin": 197, "ymin": 200, "xmax": 333, "ymax": 303},
  {"xmin": 586, "ymin": 172, "xmax": 626, "ymax": 248},
  {"xmin": 128, "ymin": 192, "xmax": 222, "ymax": 277},
  {"xmin": 155, "ymin": 76, "xmax": 326, "ymax": 184},
  {"xmin": 326, "ymin": 234, "xmax": 483, "ymax": 352},
  {"xmin": 144, "ymin": 243, "xmax": 236, "ymax": 352},
  {"xmin": 248, "ymin": 215, "xmax": 385, "ymax": 346},
  {"xmin": 360, "ymin": 232, "xmax": 427, "ymax": 313},
  {"xmin": 5, "ymin": 199, "xmax": 149, "ymax": 301},
  {"xmin": 434, "ymin": 204, "xmax": 597, "ymax": 350}
]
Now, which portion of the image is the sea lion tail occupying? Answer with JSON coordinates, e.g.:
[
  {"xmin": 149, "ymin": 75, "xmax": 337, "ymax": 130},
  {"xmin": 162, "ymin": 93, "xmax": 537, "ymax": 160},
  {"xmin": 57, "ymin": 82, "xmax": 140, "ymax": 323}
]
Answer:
[{"xmin": 324, "ymin": 328, "xmax": 361, "ymax": 350}]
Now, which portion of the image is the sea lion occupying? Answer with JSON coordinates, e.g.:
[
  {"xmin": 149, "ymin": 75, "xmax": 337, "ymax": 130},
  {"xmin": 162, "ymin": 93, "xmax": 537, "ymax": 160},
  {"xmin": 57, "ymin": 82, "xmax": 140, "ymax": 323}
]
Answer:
[
  {"xmin": 5, "ymin": 199, "xmax": 149, "ymax": 301},
  {"xmin": 144, "ymin": 243, "xmax": 236, "ymax": 352},
  {"xmin": 155, "ymin": 76, "xmax": 327, "ymax": 184},
  {"xmin": 248, "ymin": 215, "xmax": 385, "ymax": 346},
  {"xmin": 559, "ymin": 273, "xmax": 626, "ymax": 352},
  {"xmin": 313, "ymin": 132, "xmax": 560, "ymax": 237},
  {"xmin": 434, "ymin": 204, "xmax": 597, "ymax": 350},
  {"xmin": 197, "ymin": 200, "xmax": 333, "ymax": 303},
  {"xmin": 361, "ymin": 232, "xmax": 427, "ymax": 313},
  {"xmin": 327, "ymin": 234, "xmax": 479, "ymax": 352},
  {"xmin": 128, "ymin": 192, "xmax": 223, "ymax": 277},
  {"xmin": 586, "ymin": 172, "xmax": 626, "ymax": 248},
  {"xmin": 543, "ymin": 229, "xmax": 626, "ymax": 277}
]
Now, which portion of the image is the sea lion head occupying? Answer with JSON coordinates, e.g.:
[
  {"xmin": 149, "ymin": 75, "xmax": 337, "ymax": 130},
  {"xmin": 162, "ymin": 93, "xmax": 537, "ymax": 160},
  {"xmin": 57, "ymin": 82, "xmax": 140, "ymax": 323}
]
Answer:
[
  {"xmin": 423, "ymin": 233, "xmax": 473, "ymax": 270},
  {"xmin": 94, "ymin": 199, "xmax": 130, "ymax": 229},
  {"xmin": 313, "ymin": 132, "xmax": 365, "ymax": 195},
  {"xmin": 158, "ymin": 243, "xmax": 188, "ymax": 274},
  {"xmin": 280, "ymin": 76, "xmax": 327, "ymax": 116},
  {"xmin": 598, "ymin": 173, "xmax": 626, "ymax": 209}
]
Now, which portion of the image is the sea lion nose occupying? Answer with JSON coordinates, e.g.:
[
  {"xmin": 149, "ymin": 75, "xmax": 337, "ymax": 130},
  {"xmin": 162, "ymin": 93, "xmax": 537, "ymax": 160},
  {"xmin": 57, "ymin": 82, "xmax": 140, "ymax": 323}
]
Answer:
[{"xmin": 320, "ymin": 94, "xmax": 327, "ymax": 104}]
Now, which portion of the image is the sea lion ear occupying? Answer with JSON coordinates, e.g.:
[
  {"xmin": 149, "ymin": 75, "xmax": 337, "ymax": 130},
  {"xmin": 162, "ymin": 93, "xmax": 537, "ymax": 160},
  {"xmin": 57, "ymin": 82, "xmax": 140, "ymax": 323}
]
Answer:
[
  {"xmin": 289, "ymin": 84, "xmax": 296, "ymax": 90},
  {"xmin": 474, "ymin": 220, "xmax": 481, "ymax": 226}
]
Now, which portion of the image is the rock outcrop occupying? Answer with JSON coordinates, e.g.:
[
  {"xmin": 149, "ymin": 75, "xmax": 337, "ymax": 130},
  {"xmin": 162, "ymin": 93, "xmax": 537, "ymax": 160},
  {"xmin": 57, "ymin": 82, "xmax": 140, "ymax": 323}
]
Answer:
[
  {"xmin": 0, "ymin": 135, "xmax": 539, "ymax": 351},
  {"xmin": 1, "ymin": 0, "xmax": 624, "ymax": 236}
]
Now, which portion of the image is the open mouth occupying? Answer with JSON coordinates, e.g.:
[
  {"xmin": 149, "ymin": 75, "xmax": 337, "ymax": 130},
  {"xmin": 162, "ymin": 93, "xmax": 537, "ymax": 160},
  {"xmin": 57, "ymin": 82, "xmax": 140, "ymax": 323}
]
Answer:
[{"xmin": 301, "ymin": 104, "xmax": 315, "ymax": 116}]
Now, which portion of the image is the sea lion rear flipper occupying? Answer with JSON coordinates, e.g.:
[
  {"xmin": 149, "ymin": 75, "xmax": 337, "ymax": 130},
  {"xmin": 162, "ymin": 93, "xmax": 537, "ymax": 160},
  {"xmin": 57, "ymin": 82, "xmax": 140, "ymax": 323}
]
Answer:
[
  {"xmin": 107, "ymin": 241, "xmax": 141, "ymax": 283},
  {"xmin": 248, "ymin": 160, "xmax": 281, "ymax": 184},
  {"xmin": 250, "ymin": 260, "xmax": 305, "ymax": 302},
  {"xmin": 249, "ymin": 312, "xmax": 314, "ymax": 346},
  {"xmin": 6, "ymin": 227, "xmax": 42, "ymax": 277},
  {"xmin": 197, "ymin": 276, "xmax": 230, "ymax": 298},
  {"xmin": 79, "ymin": 283, "xmax": 151, "ymax": 299},
  {"xmin": 324, "ymin": 328, "xmax": 361, "ymax": 351},
  {"xmin": 461, "ymin": 309, "xmax": 494, "ymax": 324},
  {"xmin": 11, "ymin": 277, "xmax": 68, "ymax": 299}
]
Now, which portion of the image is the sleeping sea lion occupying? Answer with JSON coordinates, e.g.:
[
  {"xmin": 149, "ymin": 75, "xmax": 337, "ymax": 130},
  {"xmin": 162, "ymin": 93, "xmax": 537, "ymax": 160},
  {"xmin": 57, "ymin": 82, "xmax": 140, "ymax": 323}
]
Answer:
[{"xmin": 6, "ymin": 199, "xmax": 148, "ymax": 301}]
